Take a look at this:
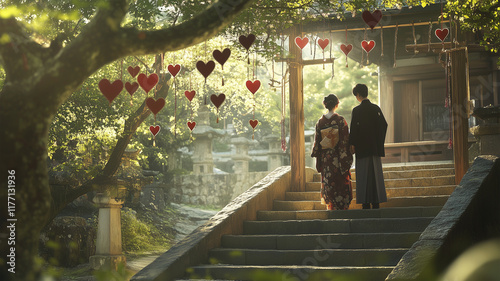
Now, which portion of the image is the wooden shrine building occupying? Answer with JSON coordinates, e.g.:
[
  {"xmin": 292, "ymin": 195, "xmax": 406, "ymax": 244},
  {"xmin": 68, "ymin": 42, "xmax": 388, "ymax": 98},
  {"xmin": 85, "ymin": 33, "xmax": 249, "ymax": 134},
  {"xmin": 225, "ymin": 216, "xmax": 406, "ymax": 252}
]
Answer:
[{"xmin": 286, "ymin": 4, "xmax": 500, "ymax": 190}]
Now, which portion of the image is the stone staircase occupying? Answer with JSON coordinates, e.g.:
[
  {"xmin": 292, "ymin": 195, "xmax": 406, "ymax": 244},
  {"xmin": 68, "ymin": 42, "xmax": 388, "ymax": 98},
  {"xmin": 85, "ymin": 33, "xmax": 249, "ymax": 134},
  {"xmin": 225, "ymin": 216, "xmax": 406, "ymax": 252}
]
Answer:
[{"xmin": 180, "ymin": 162, "xmax": 455, "ymax": 281}]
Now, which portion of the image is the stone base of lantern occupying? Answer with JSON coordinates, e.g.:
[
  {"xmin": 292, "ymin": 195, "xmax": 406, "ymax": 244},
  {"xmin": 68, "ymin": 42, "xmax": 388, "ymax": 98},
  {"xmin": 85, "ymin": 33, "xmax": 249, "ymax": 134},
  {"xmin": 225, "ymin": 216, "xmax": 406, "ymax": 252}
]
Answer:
[{"xmin": 90, "ymin": 254, "xmax": 126, "ymax": 270}]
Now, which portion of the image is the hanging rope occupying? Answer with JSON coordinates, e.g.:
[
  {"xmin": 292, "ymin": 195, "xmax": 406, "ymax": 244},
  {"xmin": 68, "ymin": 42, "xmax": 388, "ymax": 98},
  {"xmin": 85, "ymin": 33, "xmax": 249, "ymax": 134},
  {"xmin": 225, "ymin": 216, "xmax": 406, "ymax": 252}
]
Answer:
[
  {"xmin": 393, "ymin": 23, "xmax": 398, "ymax": 68},
  {"xmin": 380, "ymin": 25, "xmax": 384, "ymax": 57}
]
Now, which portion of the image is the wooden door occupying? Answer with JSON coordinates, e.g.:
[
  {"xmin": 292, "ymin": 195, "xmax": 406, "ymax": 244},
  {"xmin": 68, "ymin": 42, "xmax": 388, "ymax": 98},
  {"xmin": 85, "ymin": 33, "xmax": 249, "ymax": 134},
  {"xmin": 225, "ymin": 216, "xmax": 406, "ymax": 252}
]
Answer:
[{"xmin": 394, "ymin": 81, "xmax": 421, "ymax": 142}]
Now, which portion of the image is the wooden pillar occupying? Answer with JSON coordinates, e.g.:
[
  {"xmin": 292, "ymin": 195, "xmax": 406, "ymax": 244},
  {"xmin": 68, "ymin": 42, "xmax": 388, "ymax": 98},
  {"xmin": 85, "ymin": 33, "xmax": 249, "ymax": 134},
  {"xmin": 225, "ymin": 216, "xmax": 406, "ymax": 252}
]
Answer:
[
  {"xmin": 289, "ymin": 26, "xmax": 306, "ymax": 192},
  {"xmin": 449, "ymin": 48, "xmax": 470, "ymax": 184},
  {"xmin": 378, "ymin": 58, "xmax": 395, "ymax": 143}
]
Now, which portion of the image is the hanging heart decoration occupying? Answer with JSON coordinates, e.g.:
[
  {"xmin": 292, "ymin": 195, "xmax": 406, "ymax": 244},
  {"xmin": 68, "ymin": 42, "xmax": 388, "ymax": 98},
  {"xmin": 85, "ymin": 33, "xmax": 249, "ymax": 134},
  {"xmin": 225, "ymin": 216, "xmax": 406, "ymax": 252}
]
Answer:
[
  {"xmin": 210, "ymin": 93, "xmax": 225, "ymax": 108},
  {"xmin": 340, "ymin": 44, "xmax": 353, "ymax": 56},
  {"xmin": 127, "ymin": 66, "xmax": 140, "ymax": 78},
  {"xmin": 249, "ymin": 119, "xmax": 259, "ymax": 129},
  {"xmin": 246, "ymin": 80, "xmax": 261, "ymax": 94},
  {"xmin": 196, "ymin": 60, "xmax": 215, "ymax": 82},
  {"xmin": 317, "ymin": 38, "xmax": 330, "ymax": 50},
  {"xmin": 125, "ymin": 82, "xmax": 139, "ymax": 96},
  {"xmin": 362, "ymin": 10, "xmax": 383, "ymax": 30},
  {"xmin": 295, "ymin": 36, "xmax": 309, "ymax": 50},
  {"xmin": 146, "ymin": 97, "xmax": 165, "ymax": 115},
  {"xmin": 239, "ymin": 34, "xmax": 256, "ymax": 50},
  {"xmin": 211, "ymin": 93, "xmax": 225, "ymax": 123},
  {"xmin": 149, "ymin": 125, "xmax": 161, "ymax": 136},
  {"xmin": 187, "ymin": 121, "xmax": 196, "ymax": 131},
  {"xmin": 435, "ymin": 28, "xmax": 449, "ymax": 42},
  {"xmin": 185, "ymin": 90, "xmax": 196, "ymax": 102},
  {"xmin": 168, "ymin": 64, "xmax": 181, "ymax": 77},
  {"xmin": 361, "ymin": 40, "xmax": 376, "ymax": 53},
  {"xmin": 213, "ymin": 48, "xmax": 231, "ymax": 67},
  {"xmin": 137, "ymin": 73, "xmax": 159, "ymax": 93},
  {"xmin": 213, "ymin": 48, "xmax": 231, "ymax": 85},
  {"xmin": 99, "ymin": 79, "xmax": 123, "ymax": 103}
]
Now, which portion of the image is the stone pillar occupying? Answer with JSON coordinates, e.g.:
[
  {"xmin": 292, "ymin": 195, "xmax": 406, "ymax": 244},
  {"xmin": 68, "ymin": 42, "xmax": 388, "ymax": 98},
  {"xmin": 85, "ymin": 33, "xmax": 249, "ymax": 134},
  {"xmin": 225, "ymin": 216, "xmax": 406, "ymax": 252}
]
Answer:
[
  {"xmin": 470, "ymin": 106, "xmax": 500, "ymax": 157},
  {"xmin": 264, "ymin": 134, "xmax": 284, "ymax": 171},
  {"xmin": 231, "ymin": 137, "xmax": 255, "ymax": 174},
  {"xmin": 89, "ymin": 182, "xmax": 127, "ymax": 270}
]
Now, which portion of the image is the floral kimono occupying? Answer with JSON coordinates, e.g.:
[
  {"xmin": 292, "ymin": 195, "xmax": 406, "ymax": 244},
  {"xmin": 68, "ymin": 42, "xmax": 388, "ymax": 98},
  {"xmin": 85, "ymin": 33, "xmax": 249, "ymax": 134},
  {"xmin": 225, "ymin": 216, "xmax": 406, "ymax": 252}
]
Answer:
[{"xmin": 311, "ymin": 113, "xmax": 353, "ymax": 210}]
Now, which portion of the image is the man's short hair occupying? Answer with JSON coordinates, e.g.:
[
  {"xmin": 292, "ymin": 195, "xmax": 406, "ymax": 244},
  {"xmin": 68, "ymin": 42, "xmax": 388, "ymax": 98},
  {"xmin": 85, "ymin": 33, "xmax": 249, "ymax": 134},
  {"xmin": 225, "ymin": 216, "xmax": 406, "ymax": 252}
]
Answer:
[{"xmin": 353, "ymin": 84, "xmax": 368, "ymax": 98}]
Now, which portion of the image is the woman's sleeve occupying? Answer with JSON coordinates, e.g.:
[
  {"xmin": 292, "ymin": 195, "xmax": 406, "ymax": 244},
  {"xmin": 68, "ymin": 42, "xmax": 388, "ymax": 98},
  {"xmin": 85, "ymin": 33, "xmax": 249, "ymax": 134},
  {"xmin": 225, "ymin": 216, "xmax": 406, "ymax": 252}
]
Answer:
[
  {"xmin": 311, "ymin": 122, "xmax": 321, "ymax": 158},
  {"xmin": 340, "ymin": 118, "xmax": 353, "ymax": 175}
]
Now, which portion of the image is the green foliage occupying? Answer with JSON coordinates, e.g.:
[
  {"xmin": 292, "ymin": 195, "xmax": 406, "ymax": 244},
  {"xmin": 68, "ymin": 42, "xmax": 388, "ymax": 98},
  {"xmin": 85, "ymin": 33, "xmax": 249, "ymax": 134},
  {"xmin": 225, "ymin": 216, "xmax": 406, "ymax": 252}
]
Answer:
[
  {"xmin": 120, "ymin": 208, "xmax": 172, "ymax": 253},
  {"xmin": 93, "ymin": 262, "xmax": 131, "ymax": 281},
  {"xmin": 446, "ymin": 0, "xmax": 500, "ymax": 55}
]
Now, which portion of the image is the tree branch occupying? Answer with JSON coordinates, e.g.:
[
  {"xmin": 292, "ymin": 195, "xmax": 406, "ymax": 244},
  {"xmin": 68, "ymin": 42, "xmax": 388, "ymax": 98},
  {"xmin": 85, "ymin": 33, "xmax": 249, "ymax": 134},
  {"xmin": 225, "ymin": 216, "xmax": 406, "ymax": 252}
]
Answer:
[{"xmin": 49, "ymin": 73, "xmax": 171, "ymax": 219}]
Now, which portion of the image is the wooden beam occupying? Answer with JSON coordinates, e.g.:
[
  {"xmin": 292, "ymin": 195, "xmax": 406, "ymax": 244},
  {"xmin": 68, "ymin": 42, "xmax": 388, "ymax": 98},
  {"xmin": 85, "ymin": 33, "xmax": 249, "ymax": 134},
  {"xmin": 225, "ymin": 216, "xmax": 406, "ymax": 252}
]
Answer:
[
  {"xmin": 449, "ymin": 48, "xmax": 470, "ymax": 184},
  {"xmin": 289, "ymin": 26, "xmax": 306, "ymax": 192},
  {"xmin": 405, "ymin": 43, "xmax": 485, "ymax": 53},
  {"xmin": 276, "ymin": 57, "xmax": 335, "ymax": 66}
]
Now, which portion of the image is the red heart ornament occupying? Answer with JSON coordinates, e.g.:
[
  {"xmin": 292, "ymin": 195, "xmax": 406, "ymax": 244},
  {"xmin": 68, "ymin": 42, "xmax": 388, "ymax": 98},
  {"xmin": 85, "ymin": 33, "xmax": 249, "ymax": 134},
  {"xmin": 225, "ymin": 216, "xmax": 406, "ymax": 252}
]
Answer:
[
  {"xmin": 99, "ymin": 79, "xmax": 123, "ymax": 103},
  {"xmin": 213, "ymin": 48, "xmax": 231, "ymax": 66},
  {"xmin": 361, "ymin": 40, "xmax": 376, "ymax": 53},
  {"xmin": 187, "ymin": 121, "xmax": 196, "ymax": 131},
  {"xmin": 239, "ymin": 34, "xmax": 256, "ymax": 50},
  {"xmin": 210, "ymin": 94, "xmax": 225, "ymax": 109},
  {"xmin": 249, "ymin": 119, "xmax": 259, "ymax": 129},
  {"xmin": 137, "ymin": 73, "xmax": 159, "ymax": 93},
  {"xmin": 146, "ymin": 97, "xmax": 165, "ymax": 115},
  {"xmin": 317, "ymin": 38, "xmax": 330, "ymax": 50},
  {"xmin": 362, "ymin": 10, "xmax": 383, "ymax": 30},
  {"xmin": 127, "ymin": 66, "xmax": 140, "ymax": 78},
  {"xmin": 149, "ymin": 125, "xmax": 161, "ymax": 136},
  {"xmin": 295, "ymin": 37, "xmax": 309, "ymax": 50},
  {"xmin": 125, "ymin": 82, "xmax": 139, "ymax": 96},
  {"xmin": 168, "ymin": 64, "xmax": 181, "ymax": 77},
  {"xmin": 340, "ymin": 44, "xmax": 353, "ymax": 56},
  {"xmin": 196, "ymin": 61, "xmax": 216, "ymax": 79},
  {"xmin": 435, "ymin": 28, "xmax": 449, "ymax": 42},
  {"xmin": 185, "ymin": 90, "xmax": 196, "ymax": 102},
  {"xmin": 246, "ymin": 80, "xmax": 261, "ymax": 94}
]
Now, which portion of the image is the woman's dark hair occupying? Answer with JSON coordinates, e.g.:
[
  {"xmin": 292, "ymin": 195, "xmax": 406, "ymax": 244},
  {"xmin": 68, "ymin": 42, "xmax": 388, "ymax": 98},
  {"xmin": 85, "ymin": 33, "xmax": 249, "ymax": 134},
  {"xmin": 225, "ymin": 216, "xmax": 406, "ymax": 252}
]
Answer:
[
  {"xmin": 352, "ymin": 84, "xmax": 368, "ymax": 98},
  {"xmin": 323, "ymin": 94, "xmax": 339, "ymax": 110}
]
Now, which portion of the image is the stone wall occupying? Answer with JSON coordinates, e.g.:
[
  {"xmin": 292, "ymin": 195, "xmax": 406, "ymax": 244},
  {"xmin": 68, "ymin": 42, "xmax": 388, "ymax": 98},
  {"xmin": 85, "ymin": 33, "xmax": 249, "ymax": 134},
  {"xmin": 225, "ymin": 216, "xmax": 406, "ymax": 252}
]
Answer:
[
  {"xmin": 170, "ymin": 172, "xmax": 270, "ymax": 207},
  {"xmin": 386, "ymin": 155, "xmax": 500, "ymax": 281}
]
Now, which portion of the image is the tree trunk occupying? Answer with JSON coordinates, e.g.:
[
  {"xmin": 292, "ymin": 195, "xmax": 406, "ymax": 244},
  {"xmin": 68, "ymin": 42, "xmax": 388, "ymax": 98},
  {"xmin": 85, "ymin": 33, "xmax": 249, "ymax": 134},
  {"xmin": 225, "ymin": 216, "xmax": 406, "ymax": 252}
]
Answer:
[{"xmin": 0, "ymin": 88, "xmax": 54, "ymax": 281}]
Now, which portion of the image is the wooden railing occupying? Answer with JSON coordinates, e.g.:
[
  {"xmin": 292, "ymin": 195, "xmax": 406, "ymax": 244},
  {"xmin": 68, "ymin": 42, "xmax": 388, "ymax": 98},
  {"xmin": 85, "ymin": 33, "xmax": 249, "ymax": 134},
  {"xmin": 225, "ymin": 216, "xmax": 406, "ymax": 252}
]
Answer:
[{"xmin": 383, "ymin": 140, "xmax": 453, "ymax": 163}]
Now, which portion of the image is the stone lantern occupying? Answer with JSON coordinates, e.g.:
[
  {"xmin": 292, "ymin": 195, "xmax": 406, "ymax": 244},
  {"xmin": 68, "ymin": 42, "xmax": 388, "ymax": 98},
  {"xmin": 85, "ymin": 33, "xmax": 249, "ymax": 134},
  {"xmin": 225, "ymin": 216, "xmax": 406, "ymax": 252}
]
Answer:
[
  {"xmin": 230, "ymin": 137, "xmax": 257, "ymax": 173},
  {"xmin": 89, "ymin": 179, "xmax": 127, "ymax": 270},
  {"xmin": 191, "ymin": 105, "xmax": 226, "ymax": 174},
  {"xmin": 264, "ymin": 134, "xmax": 285, "ymax": 171},
  {"xmin": 470, "ymin": 105, "xmax": 500, "ymax": 157}
]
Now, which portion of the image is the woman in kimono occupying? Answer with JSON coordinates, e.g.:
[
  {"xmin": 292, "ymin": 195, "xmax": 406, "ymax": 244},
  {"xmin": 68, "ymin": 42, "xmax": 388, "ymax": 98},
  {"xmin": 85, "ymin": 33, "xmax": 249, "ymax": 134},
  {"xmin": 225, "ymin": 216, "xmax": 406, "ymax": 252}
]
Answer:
[
  {"xmin": 311, "ymin": 94, "xmax": 353, "ymax": 210},
  {"xmin": 349, "ymin": 84, "xmax": 388, "ymax": 209}
]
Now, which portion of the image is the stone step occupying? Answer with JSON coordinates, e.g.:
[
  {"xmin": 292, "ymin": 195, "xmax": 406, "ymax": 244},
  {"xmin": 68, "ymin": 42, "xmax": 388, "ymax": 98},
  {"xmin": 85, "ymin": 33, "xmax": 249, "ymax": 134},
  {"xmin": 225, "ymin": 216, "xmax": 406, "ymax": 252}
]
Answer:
[
  {"xmin": 306, "ymin": 175, "xmax": 455, "ymax": 190},
  {"xmin": 209, "ymin": 248, "xmax": 408, "ymax": 266},
  {"xmin": 273, "ymin": 195, "xmax": 449, "ymax": 211},
  {"xmin": 221, "ymin": 232, "xmax": 422, "ymax": 250},
  {"xmin": 289, "ymin": 185, "xmax": 455, "ymax": 200},
  {"xmin": 351, "ymin": 167, "xmax": 455, "ymax": 180},
  {"xmin": 243, "ymin": 217, "xmax": 434, "ymax": 235},
  {"xmin": 257, "ymin": 206, "xmax": 442, "ymax": 221},
  {"xmin": 186, "ymin": 264, "xmax": 394, "ymax": 281}
]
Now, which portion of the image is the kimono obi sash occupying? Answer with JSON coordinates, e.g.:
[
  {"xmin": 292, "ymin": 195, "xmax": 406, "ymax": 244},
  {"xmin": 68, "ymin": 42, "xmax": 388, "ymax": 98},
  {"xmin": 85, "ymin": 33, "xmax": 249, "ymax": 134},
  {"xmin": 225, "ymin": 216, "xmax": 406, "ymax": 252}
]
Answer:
[{"xmin": 320, "ymin": 125, "xmax": 339, "ymax": 149}]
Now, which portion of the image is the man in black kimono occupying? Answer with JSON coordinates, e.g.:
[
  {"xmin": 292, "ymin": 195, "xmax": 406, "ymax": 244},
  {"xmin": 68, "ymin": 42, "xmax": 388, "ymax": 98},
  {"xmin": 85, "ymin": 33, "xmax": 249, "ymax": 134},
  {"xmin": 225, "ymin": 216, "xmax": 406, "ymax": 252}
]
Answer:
[{"xmin": 349, "ymin": 84, "xmax": 388, "ymax": 209}]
